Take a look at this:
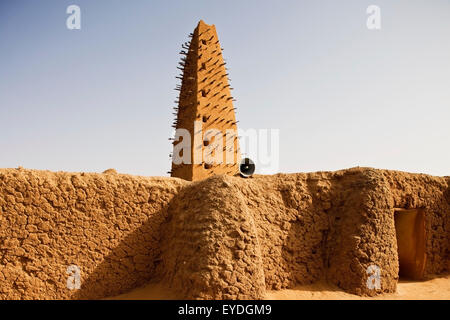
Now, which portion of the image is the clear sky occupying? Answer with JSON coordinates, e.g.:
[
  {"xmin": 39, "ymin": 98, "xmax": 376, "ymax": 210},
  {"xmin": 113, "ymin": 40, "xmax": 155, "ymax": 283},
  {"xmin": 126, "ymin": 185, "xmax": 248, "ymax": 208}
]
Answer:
[{"xmin": 1, "ymin": 0, "xmax": 449, "ymax": 177}]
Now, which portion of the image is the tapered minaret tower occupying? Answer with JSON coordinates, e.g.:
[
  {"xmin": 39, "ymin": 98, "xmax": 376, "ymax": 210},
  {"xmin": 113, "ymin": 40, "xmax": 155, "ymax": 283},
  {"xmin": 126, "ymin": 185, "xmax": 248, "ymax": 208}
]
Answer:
[{"xmin": 169, "ymin": 20, "xmax": 240, "ymax": 181}]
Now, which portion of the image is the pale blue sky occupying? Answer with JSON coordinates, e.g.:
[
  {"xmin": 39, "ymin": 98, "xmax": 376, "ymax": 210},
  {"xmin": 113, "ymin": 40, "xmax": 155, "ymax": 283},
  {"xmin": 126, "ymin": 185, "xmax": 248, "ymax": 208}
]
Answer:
[{"xmin": 1, "ymin": 0, "xmax": 449, "ymax": 176}]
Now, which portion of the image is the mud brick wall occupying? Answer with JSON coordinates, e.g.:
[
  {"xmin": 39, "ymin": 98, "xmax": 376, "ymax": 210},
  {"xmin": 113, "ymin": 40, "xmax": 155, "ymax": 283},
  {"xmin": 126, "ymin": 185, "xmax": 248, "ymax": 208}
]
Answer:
[
  {"xmin": 159, "ymin": 176, "xmax": 266, "ymax": 299},
  {"xmin": 0, "ymin": 168, "xmax": 186, "ymax": 299},
  {"xmin": 0, "ymin": 167, "xmax": 448, "ymax": 299},
  {"xmin": 159, "ymin": 169, "xmax": 449, "ymax": 299}
]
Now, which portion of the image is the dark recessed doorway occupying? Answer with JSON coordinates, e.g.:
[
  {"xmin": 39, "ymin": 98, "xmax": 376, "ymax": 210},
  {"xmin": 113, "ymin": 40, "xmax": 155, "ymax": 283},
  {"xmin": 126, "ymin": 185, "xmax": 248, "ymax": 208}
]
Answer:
[{"xmin": 394, "ymin": 209, "xmax": 426, "ymax": 280}]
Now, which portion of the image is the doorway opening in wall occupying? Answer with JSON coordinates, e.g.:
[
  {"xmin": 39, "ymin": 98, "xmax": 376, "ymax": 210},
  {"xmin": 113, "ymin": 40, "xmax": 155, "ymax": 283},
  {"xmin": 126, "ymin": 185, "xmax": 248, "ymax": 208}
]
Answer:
[{"xmin": 394, "ymin": 208, "xmax": 426, "ymax": 280}]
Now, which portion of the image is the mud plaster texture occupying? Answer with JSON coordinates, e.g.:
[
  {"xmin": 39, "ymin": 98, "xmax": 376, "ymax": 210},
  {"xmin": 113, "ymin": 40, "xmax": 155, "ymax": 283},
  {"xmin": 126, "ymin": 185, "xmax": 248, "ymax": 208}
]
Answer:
[
  {"xmin": 0, "ymin": 167, "xmax": 448, "ymax": 299},
  {"xmin": 0, "ymin": 168, "xmax": 187, "ymax": 299}
]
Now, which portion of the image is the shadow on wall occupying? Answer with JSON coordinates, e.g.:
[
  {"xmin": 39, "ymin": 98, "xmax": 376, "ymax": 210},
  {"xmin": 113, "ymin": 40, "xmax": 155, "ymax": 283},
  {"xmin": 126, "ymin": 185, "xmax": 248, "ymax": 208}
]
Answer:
[
  {"xmin": 279, "ymin": 180, "xmax": 330, "ymax": 289},
  {"xmin": 279, "ymin": 169, "xmax": 406, "ymax": 296},
  {"xmin": 281, "ymin": 220, "xmax": 323, "ymax": 286},
  {"xmin": 277, "ymin": 171, "xmax": 381, "ymax": 293},
  {"xmin": 71, "ymin": 206, "xmax": 174, "ymax": 300}
]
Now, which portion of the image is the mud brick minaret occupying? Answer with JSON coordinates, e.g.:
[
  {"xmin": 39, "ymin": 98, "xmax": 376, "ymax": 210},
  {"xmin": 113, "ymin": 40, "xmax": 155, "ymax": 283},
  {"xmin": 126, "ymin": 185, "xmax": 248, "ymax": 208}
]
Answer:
[{"xmin": 170, "ymin": 20, "xmax": 240, "ymax": 181}]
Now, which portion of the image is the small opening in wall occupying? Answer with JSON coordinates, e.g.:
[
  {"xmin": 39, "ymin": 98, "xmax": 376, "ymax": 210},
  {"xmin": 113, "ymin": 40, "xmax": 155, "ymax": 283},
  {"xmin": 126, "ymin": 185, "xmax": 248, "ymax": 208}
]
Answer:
[
  {"xmin": 200, "ymin": 63, "xmax": 206, "ymax": 71},
  {"xmin": 201, "ymin": 90, "xmax": 207, "ymax": 97},
  {"xmin": 203, "ymin": 140, "xmax": 209, "ymax": 146},
  {"xmin": 204, "ymin": 163, "xmax": 212, "ymax": 169},
  {"xmin": 394, "ymin": 208, "xmax": 426, "ymax": 280},
  {"xmin": 202, "ymin": 116, "xmax": 208, "ymax": 123},
  {"xmin": 201, "ymin": 39, "xmax": 207, "ymax": 45}
]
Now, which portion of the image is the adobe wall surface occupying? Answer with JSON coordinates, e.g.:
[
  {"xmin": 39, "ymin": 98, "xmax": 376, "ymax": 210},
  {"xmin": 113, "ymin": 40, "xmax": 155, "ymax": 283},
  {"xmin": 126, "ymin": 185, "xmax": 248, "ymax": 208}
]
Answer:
[
  {"xmin": 0, "ymin": 167, "xmax": 448, "ymax": 299},
  {"xmin": 160, "ymin": 168, "xmax": 449, "ymax": 298},
  {"xmin": 0, "ymin": 168, "xmax": 186, "ymax": 299},
  {"xmin": 159, "ymin": 176, "xmax": 266, "ymax": 299}
]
